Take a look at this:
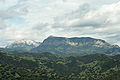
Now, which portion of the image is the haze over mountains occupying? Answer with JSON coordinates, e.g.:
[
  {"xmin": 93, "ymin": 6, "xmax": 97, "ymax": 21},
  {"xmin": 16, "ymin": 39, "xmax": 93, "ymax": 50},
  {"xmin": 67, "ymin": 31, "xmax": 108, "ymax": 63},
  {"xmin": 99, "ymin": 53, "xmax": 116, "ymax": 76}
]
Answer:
[{"xmin": 3, "ymin": 36, "xmax": 120, "ymax": 56}]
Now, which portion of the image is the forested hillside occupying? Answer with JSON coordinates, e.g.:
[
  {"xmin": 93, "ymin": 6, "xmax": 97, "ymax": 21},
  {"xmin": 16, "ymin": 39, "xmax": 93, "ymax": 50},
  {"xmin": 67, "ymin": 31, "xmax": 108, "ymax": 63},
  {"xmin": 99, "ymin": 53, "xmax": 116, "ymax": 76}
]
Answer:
[{"xmin": 0, "ymin": 51, "xmax": 120, "ymax": 80}]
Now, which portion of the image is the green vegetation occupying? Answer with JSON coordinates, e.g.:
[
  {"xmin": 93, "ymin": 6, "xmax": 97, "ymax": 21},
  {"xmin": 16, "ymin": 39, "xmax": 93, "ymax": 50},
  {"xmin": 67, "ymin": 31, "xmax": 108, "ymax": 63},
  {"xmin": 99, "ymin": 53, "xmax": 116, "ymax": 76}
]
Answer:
[{"xmin": 0, "ymin": 51, "xmax": 120, "ymax": 80}]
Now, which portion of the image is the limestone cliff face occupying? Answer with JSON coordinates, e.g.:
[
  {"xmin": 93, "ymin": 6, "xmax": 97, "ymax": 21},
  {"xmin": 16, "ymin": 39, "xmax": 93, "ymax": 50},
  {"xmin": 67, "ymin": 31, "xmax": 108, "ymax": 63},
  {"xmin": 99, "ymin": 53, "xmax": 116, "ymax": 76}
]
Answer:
[{"xmin": 42, "ymin": 36, "xmax": 112, "ymax": 48}]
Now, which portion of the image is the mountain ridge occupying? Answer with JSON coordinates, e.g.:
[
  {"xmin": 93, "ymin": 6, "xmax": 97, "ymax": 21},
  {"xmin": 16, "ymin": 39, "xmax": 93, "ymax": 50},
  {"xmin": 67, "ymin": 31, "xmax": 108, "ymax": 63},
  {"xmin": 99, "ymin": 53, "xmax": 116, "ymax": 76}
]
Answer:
[
  {"xmin": 31, "ymin": 36, "xmax": 120, "ymax": 56},
  {"xmin": 2, "ymin": 36, "xmax": 120, "ymax": 56}
]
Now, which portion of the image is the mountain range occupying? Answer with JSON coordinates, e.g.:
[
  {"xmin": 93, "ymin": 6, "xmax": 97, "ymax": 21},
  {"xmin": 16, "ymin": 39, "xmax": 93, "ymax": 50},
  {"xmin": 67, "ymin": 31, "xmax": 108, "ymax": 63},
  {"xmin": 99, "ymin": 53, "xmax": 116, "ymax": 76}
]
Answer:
[
  {"xmin": 4, "ymin": 36, "xmax": 120, "ymax": 56},
  {"xmin": 0, "ymin": 36, "xmax": 120, "ymax": 80}
]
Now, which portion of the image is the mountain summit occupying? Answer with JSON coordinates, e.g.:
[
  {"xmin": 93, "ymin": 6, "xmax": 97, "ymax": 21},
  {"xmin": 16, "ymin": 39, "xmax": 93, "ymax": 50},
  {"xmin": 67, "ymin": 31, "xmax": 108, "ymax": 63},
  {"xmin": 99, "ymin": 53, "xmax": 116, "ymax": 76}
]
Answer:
[
  {"xmin": 32, "ymin": 36, "xmax": 120, "ymax": 56},
  {"xmin": 6, "ymin": 39, "xmax": 40, "ymax": 52}
]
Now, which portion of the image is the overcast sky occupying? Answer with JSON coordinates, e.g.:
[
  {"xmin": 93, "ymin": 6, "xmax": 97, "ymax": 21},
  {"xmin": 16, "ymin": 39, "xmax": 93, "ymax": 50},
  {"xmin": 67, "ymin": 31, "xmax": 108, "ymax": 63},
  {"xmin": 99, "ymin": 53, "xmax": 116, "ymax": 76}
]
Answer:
[{"xmin": 0, "ymin": 0, "xmax": 120, "ymax": 47}]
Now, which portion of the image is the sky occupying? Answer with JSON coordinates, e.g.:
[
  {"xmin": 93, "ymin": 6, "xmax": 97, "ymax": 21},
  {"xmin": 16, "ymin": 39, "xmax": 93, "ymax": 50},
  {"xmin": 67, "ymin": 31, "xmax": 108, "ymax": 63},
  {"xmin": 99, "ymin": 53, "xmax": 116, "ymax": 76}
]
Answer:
[{"xmin": 0, "ymin": 0, "xmax": 120, "ymax": 47}]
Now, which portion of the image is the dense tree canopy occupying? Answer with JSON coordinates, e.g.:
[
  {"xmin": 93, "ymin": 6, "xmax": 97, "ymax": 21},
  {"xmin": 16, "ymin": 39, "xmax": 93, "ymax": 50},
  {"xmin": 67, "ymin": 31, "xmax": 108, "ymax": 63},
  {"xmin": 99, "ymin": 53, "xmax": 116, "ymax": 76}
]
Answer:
[{"xmin": 0, "ymin": 51, "xmax": 120, "ymax": 80}]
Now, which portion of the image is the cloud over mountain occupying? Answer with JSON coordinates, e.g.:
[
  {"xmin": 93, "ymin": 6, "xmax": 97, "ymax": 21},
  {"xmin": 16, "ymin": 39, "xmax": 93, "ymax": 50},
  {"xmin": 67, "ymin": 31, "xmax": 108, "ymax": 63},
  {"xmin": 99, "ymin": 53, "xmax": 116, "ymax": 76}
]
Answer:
[{"xmin": 0, "ymin": 0, "xmax": 120, "ymax": 47}]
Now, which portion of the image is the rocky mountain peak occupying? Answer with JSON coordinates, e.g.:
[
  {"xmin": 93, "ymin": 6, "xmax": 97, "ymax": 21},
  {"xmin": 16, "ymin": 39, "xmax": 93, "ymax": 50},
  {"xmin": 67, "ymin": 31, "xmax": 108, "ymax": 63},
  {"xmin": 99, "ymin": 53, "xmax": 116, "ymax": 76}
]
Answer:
[
  {"xmin": 14, "ymin": 39, "xmax": 40, "ymax": 47},
  {"xmin": 6, "ymin": 39, "xmax": 40, "ymax": 51}
]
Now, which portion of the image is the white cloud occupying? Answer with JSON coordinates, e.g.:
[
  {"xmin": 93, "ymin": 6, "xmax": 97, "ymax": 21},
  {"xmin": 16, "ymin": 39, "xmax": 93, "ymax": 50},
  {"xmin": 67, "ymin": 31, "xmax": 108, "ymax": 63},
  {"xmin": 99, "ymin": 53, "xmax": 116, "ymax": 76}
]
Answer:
[
  {"xmin": 0, "ymin": 0, "xmax": 120, "ymax": 47},
  {"xmin": 51, "ymin": 1, "xmax": 120, "ymax": 45}
]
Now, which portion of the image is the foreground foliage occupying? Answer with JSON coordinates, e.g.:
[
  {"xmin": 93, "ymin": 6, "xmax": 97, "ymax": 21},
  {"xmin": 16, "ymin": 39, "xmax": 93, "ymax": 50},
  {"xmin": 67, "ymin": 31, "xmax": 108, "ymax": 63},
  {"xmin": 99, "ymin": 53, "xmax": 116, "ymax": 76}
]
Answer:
[{"xmin": 0, "ymin": 51, "xmax": 120, "ymax": 80}]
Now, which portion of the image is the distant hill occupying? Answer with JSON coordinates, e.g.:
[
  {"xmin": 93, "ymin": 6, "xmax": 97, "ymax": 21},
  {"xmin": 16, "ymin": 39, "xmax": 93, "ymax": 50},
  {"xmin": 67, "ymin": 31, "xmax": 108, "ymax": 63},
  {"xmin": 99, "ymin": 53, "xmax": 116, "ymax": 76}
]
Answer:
[
  {"xmin": 32, "ymin": 36, "xmax": 120, "ymax": 56},
  {"xmin": 6, "ymin": 39, "xmax": 41, "ymax": 52}
]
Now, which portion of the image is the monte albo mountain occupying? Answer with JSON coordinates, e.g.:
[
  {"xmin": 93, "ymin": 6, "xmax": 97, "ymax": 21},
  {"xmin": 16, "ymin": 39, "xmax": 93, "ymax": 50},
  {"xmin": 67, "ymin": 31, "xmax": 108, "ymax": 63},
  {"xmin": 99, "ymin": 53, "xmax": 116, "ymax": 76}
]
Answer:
[
  {"xmin": 4, "ymin": 36, "xmax": 120, "ymax": 56},
  {"xmin": 0, "ymin": 36, "xmax": 120, "ymax": 80},
  {"xmin": 32, "ymin": 36, "xmax": 120, "ymax": 56}
]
